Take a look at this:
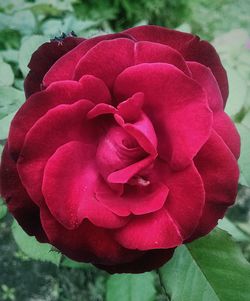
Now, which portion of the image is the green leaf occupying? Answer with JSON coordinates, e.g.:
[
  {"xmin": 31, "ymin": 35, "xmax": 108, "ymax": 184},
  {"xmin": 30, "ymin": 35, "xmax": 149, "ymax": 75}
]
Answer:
[
  {"xmin": 242, "ymin": 110, "xmax": 250, "ymax": 128},
  {"xmin": 0, "ymin": 58, "xmax": 14, "ymax": 86},
  {"xmin": 236, "ymin": 123, "xmax": 250, "ymax": 187},
  {"xmin": 159, "ymin": 229, "xmax": 250, "ymax": 301},
  {"xmin": 0, "ymin": 198, "xmax": 7, "ymax": 220},
  {"xmin": 218, "ymin": 217, "xmax": 249, "ymax": 241},
  {"xmin": 0, "ymin": 86, "xmax": 24, "ymax": 119},
  {"xmin": 225, "ymin": 66, "xmax": 247, "ymax": 117},
  {"xmin": 12, "ymin": 220, "xmax": 61, "ymax": 265},
  {"xmin": 106, "ymin": 272, "xmax": 156, "ymax": 301},
  {"xmin": 60, "ymin": 257, "xmax": 91, "ymax": 269},
  {"xmin": 0, "ymin": 11, "xmax": 36, "ymax": 35},
  {"xmin": 19, "ymin": 35, "xmax": 48, "ymax": 77},
  {"xmin": 0, "ymin": 111, "xmax": 16, "ymax": 140}
]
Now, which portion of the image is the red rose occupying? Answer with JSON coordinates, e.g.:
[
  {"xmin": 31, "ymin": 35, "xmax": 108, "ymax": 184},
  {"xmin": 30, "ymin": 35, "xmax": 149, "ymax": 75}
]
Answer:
[{"xmin": 0, "ymin": 26, "xmax": 240, "ymax": 273}]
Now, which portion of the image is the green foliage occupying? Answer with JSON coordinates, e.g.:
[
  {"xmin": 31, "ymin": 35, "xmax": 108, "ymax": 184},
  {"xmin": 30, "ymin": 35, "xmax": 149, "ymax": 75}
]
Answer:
[
  {"xmin": 106, "ymin": 272, "xmax": 156, "ymax": 301},
  {"xmin": 11, "ymin": 220, "xmax": 62, "ymax": 265},
  {"xmin": 19, "ymin": 35, "xmax": 48, "ymax": 76},
  {"xmin": 159, "ymin": 229, "xmax": 250, "ymax": 301},
  {"xmin": 0, "ymin": 87, "xmax": 24, "ymax": 119},
  {"xmin": 236, "ymin": 123, "xmax": 250, "ymax": 187},
  {"xmin": 0, "ymin": 198, "xmax": 7, "ymax": 220}
]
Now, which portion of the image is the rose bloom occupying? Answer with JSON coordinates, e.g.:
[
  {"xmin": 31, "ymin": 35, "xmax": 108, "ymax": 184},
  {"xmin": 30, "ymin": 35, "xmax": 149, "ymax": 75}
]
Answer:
[{"xmin": 0, "ymin": 26, "xmax": 240, "ymax": 273}]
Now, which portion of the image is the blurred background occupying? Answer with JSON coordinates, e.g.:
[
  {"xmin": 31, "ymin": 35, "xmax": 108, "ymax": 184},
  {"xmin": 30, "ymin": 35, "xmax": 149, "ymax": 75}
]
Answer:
[{"xmin": 0, "ymin": 0, "xmax": 250, "ymax": 300}]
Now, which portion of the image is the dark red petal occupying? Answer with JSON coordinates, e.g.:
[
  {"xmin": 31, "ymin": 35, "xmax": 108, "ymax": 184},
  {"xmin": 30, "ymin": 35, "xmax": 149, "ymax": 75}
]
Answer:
[
  {"xmin": 158, "ymin": 160, "xmax": 205, "ymax": 239},
  {"xmin": 213, "ymin": 112, "xmax": 241, "ymax": 159},
  {"xmin": 74, "ymin": 38, "xmax": 135, "ymax": 89},
  {"xmin": 135, "ymin": 41, "xmax": 191, "ymax": 76},
  {"xmin": 123, "ymin": 25, "xmax": 195, "ymax": 52},
  {"xmin": 191, "ymin": 130, "xmax": 239, "ymax": 239},
  {"xmin": 42, "ymin": 141, "xmax": 129, "ymax": 229},
  {"xmin": 107, "ymin": 155, "xmax": 155, "ymax": 185},
  {"xmin": 95, "ymin": 248, "xmax": 175, "ymax": 274},
  {"xmin": 17, "ymin": 100, "xmax": 95, "ymax": 206},
  {"xmin": 114, "ymin": 208, "xmax": 183, "ymax": 250},
  {"xmin": 87, "ymin": 103, "xmax": 117, "ymax": 119},
  {"xmin": 0, "ymin": 144, "xmax": 47, "ymax": 242},
  {"xmin": 96, "ymin": 180, "xmax": 168, "ymax": 216},
  {"xmin": 124, "ymin": 25, "xmax": 228, "ymax": 104},
  {"xmin": 115, "ymin": 113, "xmax": 157, "ymax": 157},
  {"xmin": 43, "ymin": 33, "xmax": 133, "ymax": 87},
  {"xmin": 114, "ymin": 63, "xmax": 212, "ymax": 169},
  {"xmin": 25, "ymin": 37, "xmax": 84, "ymax": 97},
  {"xmin": 183, "ymin": 40, "xmax": 228, "ymax": 104},
  {"xmin": 40, "ymin": 206, "xmax": 140, "ymax": 265},
  {"xmin": 187, "ymin": 61, "xmax": 223, "ymax": 112},
  {"xmin": 9, "ymin": 79, "xmax": 110, "ymax": 160},
  {"xmin": 117, "ymin": 92, "xmax": 144, "ymax": 122}
]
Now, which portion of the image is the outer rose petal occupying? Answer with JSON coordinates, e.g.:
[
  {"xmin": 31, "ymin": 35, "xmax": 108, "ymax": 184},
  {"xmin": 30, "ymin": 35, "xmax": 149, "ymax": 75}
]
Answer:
[
  {"xmin": 114, "ymin": 208, "xmax": 183, "ymax": 250},
  {"xmin": 134, "ymin": 41, "xmax": 191, "ymax": 76},
  {"xmin": 9, "ymin": 79, "xmax": 110, "ymax": 160},
  {"xmin": 124, "ymin": 25, "xmax": 228, "ymax": 104},
  {"xmin": 74, "ymin": 38, "xmax": 135, "ymax": 89},
  {"xmin": 191, "ymin": 130, "xmax": 239, "ymax": 239},
  {"xmin": 25, "ymin": 37, "xmax": 84, "ymax": 97},
  {"xmin": 17, "ymin": 100, "xmax": 95, "ymax": 206},
  {"xmin": 43, "ymin": 33, "xmax": 134, "ymax": 87},
  {"xmin": 0, "ymin": 144, "xmax": 47, "ymax": 242},
  {"xmin": 123, "ymin": 25, "xmax": 196, "ymax": 52},
  {"xmin": 114, "ymin": 63, "xmax": 212, "ymax": 169},
  {"xmin": 95, "ymin": 248, "xmax": 175, "ymax": 274},
  {"xmin": 187, "ymin": 61, "xmax": 223, "ymax": 112},
  {"xmin": 42, "ymin": 141, "xmax": 129, "ymax": 229},
  {"xmin": 213, "ymin": 112, "xmax": 240, "ymax": 159},
  {"xmin": 40, "ymin": 206, "xmax": 140, "ymax": 265},
  {"xmin": 158, "ymin": 160, "xmax": 205, "ymax": 239},
  {"xmin": 183, "ymin": 40, "xmax": 228, "ymax": 105}
]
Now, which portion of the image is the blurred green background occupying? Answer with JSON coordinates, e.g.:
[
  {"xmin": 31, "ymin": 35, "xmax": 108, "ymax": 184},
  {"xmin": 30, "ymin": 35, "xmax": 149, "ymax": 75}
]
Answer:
[{"xmin": 0, "ymin": 0, "xmax": 250, "ymax": 300}]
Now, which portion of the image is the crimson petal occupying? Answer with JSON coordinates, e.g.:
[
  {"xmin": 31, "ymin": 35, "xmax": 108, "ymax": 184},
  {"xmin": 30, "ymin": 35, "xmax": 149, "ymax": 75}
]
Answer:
[
  {"xmin": 114, "ymin": 63, "xmax": 212, "ymax": 169},
  {"xmin": 40, "ymin": 206, "xmax": 140, "ymax": 265},
  {"xmin": 114, "ymin": 208, "xmax": 183, "ymax": 250},
  {"xmin": 191, "ymin": 130, "xmax": 239, "ymax": 239},
  {"xmin": 17, "ymin": 100, "xmax": 95, "ymax": 206},
  {"xmin": 0, "ymin": 144, "xmax": 47, "ymax": 242},
  {"xmin": 25, "ymin": 37, "xmax": 84, "ymax": 97},
  {"xmin": 42, "ymin": 141, "xmax": 129, "ymax": 229}
]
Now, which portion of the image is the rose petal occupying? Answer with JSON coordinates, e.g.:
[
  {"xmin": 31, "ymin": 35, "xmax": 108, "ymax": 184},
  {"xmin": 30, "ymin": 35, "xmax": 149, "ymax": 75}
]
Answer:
[
  {"xmin": 157, "ymin": 160, "xmax": 205, "ymax": 239},
  {"xmin": 114, "ymin": 63, "xmax": 212, "ymax": 169},
  {"xmin": 0, "ymin": 144, "xmax": 47, "ymax": 242},
  {"xmin": 43, "ymin": 33, "xmax": 134, "ymax": 87},
  {"xmin": 74, "ymin": 38, "xmax": 135, "ymax": 89},
  {"xmin": 25, "ymin": 37, "xmax": 84, "ymax": 97},
  {"xmin": 124, "ymin": 25, "xmax": 228, "ymax": 103},
  {"xmin": 187, "ymin": 61, "xmax": 223, "ymax": 112},
  {"xmin": 9, "ymin": 79, "xmax": 110, "ymax": 160},
  {"xmin": 114, "ymin": 208, "xmax": 183, "ymax": 250},
  {"xmin": 107, "ymin": 155, "xmax": 155, "ymax": 185},
  {"xmin": 183, "ymin": 40, "xmax": 228, "ymax": 104},
  {"xmin": 213, "ymin": 112, "xmax": 240, "ymax": 159},
  {"xmin": 135, "ymin": 41, "xmax": 191, "ymax": 76},
  {"xmin": 42, "ymin": 141, "xmax": 129, "ymax": 229},
  {"xmin": 17, "ymin": 100, "xmax": 95, "ymax": 206},
  {"xmin": 95, "ymin": 248, "xmax": 174, "ymax": 273},
  {"xmin": 40, "ymin": 206, "xmax": 140, "ymax": 265},
  {"xmin": 123, "ymin": 25, "xmax": 195, "ymax": 52},
  {"xmin": 96, "ymin": 180, "xmax": 169, "ymax": 216},
  {"xmin": 191, "ymin": 130, "xmax": 239, "ymax": 239}
]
